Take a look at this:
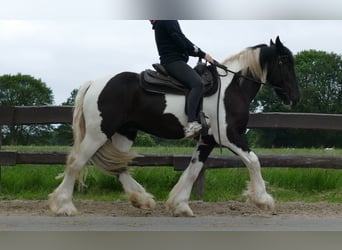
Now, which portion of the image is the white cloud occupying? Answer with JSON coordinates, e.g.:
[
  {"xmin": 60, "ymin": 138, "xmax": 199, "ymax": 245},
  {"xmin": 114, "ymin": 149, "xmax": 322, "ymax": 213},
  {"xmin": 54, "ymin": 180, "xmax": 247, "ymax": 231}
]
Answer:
[{"xmin": 1, "ymin": 20, "xmax": 342, "ymax": 105}]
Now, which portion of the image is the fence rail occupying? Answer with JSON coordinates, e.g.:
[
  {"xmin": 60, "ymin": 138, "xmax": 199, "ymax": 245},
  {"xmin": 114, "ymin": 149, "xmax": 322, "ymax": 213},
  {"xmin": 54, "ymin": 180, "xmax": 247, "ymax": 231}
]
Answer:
[
  {"xmin": 1, "ymin": 106, "xmax": 342, "ymax": 130},
  {"xmin": 1, "ymin": 151, "xmax": 342, "ymax": 170},
  {"xmin": 0, "ymin": 106, "xmax": 72, "ymax": 125},
  {"xmin": 1, "ymin": 106, "xmax": 342, "ymax": 197}
]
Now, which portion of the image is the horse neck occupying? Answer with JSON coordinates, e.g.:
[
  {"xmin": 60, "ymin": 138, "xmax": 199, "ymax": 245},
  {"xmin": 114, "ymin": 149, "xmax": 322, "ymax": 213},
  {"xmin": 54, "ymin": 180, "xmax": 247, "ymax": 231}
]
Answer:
[
  {"xmin": 222, "ymin": 47, "xmax": 267, "ymax": 83},
  {"xmin": 221, "ymin": 49, "xmax": 265, "ymax": 103},
  {"xmin": 240, "ymin": 74, "xmax": 262, "ymax": 103}
]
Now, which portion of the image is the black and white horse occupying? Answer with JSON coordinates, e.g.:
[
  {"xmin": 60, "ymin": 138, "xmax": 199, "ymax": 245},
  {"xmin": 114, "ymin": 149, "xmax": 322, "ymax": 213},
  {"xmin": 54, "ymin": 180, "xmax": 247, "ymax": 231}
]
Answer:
[{"xmin": 49, "ymin": 37, "xmax": 300, "ymax": 216}]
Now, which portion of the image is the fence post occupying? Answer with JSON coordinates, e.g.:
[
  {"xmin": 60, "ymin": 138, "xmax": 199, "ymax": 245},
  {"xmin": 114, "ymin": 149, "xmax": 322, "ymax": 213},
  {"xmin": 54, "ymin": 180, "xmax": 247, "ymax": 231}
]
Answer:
[{"xmin": 193, "ymin": 167, "xmax": 206, "ymax": 199}]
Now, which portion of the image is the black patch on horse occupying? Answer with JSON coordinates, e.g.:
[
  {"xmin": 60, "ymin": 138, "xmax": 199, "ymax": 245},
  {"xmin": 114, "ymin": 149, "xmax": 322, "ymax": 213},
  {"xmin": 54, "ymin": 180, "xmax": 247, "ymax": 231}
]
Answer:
[{"xmin": 97, "ymin": 72, "xmax": 185, "ymax": 140}]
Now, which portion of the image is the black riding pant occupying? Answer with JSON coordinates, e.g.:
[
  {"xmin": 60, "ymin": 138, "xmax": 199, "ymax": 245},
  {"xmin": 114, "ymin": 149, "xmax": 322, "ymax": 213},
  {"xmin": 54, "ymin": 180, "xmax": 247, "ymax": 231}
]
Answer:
[{"xmin": 163, "ymin": 61, "xmax": 204, "ymax": 122}]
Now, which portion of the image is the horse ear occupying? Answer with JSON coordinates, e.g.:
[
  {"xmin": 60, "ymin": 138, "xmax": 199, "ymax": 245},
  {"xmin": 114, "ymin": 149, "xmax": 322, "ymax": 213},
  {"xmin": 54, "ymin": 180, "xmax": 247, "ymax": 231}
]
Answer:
[
  {"xmin": 270, "ymin": 39, "xmax": 275, "ymax": 46},
  {"xmin": 275, "ymin": 36, "xmax": 283, "ymax": 49}
]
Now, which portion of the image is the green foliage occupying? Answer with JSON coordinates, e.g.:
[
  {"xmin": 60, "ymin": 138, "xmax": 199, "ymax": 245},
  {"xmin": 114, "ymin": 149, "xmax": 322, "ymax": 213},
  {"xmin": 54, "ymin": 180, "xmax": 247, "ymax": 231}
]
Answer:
[
  {"xmin": 134, "ymin": 132, "xmax": 157, "ymax": 147},
  {"xmin": 0, "ymin": 74, "xmax": 53, "ymax": 106},
  {"xmin": 62, "ymin": 88, "xmax": 78, "ymax": 106},
  {"xmin": 50, "ymin": 89, "xmax": 78, "ymax": 145},
  {"xmin": 294, "ymin": 50, "xmax": 342, "ymax": 113},
  {"xmin": 0, "ymin": 74, "xmax": 54, "ymax": 145},
  {"xmin": 249, "ymin": 50, "xmax": 342, "ymax": 148},
  {"xmin": 50, "ymin": 123, "xmax": 73, "ymax": 146}
]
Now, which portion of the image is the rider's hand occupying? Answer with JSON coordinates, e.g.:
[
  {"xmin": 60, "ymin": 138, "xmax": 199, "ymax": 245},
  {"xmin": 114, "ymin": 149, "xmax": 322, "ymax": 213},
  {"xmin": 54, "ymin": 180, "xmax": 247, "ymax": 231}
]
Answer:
[{"xmin": 204, "ymin": 54, "xmax": 215, "ymax": 64}]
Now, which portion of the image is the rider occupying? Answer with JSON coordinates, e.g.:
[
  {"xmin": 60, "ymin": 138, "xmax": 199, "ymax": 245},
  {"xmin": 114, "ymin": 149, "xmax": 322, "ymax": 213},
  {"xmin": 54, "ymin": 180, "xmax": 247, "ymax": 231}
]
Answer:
[{"xmin": 150, "ymin": 20, "xmax": 214, "ymax": 138}]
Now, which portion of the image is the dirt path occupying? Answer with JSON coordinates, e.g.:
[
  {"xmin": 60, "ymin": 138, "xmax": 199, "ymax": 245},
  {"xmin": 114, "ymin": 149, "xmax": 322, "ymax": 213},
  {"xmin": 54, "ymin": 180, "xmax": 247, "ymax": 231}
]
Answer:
[{"xmin": 1, "ymin": 200, "xmax": 342, "ymax": 218}]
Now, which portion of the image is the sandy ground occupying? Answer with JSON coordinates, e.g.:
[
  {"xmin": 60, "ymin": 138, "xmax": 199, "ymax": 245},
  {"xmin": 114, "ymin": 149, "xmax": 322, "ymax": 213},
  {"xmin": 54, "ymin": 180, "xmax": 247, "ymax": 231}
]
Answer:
[{"xmin": 0, "ymin": 200, "xmax": 342, "ymax": 218}]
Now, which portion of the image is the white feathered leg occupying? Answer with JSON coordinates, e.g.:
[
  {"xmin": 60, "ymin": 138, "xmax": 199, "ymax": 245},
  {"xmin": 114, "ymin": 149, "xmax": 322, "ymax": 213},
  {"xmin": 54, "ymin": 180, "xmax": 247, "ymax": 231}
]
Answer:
[
  {"xmin": 48, "ymin": 169, "xmax": 78, "ymax": 216},
  {"xmin": 166, "ymin": 150, "xmax": 204, "ymax": 217},
  {"xmin": 113, "ymin": 133, "xmax": 156, "ymax": 210},
  {"xmin": 49, "ymin": 134, "xmax": 107, "ymax": 216},
  {"xmin": 241, "ymin": 151, "xmax": 275, "ymax": 210},
  {"xmin": 119, "ymin": 171, "xmax": 156, "ymax": 210}
]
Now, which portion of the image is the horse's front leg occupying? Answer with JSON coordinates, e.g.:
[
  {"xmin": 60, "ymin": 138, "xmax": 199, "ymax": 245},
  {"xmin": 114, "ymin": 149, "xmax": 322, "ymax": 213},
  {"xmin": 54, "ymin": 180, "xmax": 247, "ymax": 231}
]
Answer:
[
  {"xmin": 225, "ymin": 127, "xmax": 275, "ymax": 210},
  {"xmin": 166, "ymin": 136, "xmax": 215, "ymax": 217},
  {"xmin": 241, "ymin": 151, "xmax": 275, "ymax": 210}
]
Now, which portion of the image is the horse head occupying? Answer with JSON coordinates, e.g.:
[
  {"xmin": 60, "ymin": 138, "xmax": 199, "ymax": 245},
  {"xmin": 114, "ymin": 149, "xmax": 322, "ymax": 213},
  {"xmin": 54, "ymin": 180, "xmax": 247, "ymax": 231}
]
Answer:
[{"xmin": 263, "ymin": 36, "xmax": 300, "ymax": 106}]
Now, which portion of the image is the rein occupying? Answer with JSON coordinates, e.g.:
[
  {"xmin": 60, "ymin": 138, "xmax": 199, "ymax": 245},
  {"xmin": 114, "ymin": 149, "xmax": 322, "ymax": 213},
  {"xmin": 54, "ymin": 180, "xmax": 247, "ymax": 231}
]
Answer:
[
  {"xmin": 210, "ymin": 60, "xmax": 265, "ymax": 154},
  {"xmin": 209, "ymin": 56, "xmax": 287, "ymax": 153},
  {"xmin": 212, "ymin": 60, "xmax": 283, "ymax": 91}
]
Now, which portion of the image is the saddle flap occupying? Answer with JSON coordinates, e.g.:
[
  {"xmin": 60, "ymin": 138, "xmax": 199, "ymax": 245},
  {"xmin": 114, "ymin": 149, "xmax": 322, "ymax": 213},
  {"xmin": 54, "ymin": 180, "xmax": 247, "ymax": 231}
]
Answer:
[
  {"xmin": 143, "ymin": 70, "xmax": 185, "ymax": 90},
  {"xmin": 140, "ymin": 70, "xmax": 187, "ymax": 95},
  {"xmin": 140, "ymin": 64, "xmax": 219, "ymax": 96}
]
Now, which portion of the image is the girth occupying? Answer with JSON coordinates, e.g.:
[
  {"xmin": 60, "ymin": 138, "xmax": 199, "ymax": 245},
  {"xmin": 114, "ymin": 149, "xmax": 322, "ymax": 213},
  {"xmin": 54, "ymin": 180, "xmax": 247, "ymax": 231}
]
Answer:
[{"xmin": 139, "ymin": 63, "xmax": 219, "ymax": 96}]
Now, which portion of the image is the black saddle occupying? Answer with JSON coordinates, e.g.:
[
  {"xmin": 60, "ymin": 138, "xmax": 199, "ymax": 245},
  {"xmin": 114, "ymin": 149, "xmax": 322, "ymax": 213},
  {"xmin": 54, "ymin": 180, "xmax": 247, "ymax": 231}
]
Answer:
[{"xmin": 139, "ymin": 62, "xmax": 219, "ymax": 96}]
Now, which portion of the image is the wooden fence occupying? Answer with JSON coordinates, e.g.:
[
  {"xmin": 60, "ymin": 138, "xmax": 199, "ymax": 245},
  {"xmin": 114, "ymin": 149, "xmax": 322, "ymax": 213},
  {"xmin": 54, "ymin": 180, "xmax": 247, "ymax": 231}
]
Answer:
[
  {"xmin": 1, "ymin": 106, "xmax": 342, "ymax": 197},
  {"xmin": 2, "ymin": 106, "xmax": 342, "ymax": 130}
]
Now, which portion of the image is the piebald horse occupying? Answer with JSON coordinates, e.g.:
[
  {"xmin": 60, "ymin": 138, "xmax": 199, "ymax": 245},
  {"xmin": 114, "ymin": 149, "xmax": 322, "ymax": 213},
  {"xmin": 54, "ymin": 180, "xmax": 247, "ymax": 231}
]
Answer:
[{"xmin": 49, "ymin": 37, "xmax": 300, "ymax": 216}]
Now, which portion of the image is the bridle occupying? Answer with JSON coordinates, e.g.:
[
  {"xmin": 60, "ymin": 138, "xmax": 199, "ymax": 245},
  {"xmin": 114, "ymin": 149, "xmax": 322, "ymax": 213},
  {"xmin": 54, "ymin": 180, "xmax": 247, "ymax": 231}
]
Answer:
[{"xmin": 212, "ymin": 55, "xmax": 290, "ymax": 91}]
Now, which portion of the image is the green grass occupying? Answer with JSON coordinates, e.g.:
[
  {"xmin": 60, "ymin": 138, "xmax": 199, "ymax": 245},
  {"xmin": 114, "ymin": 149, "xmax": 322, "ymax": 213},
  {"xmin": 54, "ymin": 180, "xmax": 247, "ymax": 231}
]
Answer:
[
  {"xmin": 0, "ymin": 164, "xmax": 65, "ymax": 200},
  {"xmin": 1, "ymin": 146, "xmax": 342, "ymax": 202}
]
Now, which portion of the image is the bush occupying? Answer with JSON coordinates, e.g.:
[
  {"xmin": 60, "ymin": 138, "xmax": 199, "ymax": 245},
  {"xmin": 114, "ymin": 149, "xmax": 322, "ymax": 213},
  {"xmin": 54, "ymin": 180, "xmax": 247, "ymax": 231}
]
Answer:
[{"xmin": 134, "ymin": 132, "xmax": 156, "ymax": 146}]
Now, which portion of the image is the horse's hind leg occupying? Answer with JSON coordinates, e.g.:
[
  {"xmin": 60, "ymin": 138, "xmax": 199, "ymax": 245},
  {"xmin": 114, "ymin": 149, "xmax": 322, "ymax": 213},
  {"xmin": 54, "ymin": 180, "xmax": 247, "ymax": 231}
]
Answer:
[
  {"xmin": 48, "ymin": 133, "xmax": 107, "ymax": 216},
  {"xmin": 119, "ymin": 171, "xmax": 156, "ymax": 210},
  {"xmin": 112, "ymin": 133, "xmax": 156, "ymax": 210}
]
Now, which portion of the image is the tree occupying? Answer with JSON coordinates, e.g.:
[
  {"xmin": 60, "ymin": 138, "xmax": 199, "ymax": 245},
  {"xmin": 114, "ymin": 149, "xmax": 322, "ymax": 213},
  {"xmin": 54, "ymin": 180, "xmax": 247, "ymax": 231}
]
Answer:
[
  {"xmin": 0, "ymin": 74, "xmax": 54, "ymax": 145},
  {"xmin": 248, "ymin": 50, "xmax": 342, "ymax": 148},
  {"xmin": 63, "ymin": 88, "xmax": 78, "ymax": 106},
  {"xmin": 0, "ymin": 74, "xmax": 53, "ymax": 106},
  {"xmin": 51, "ymin": 89, "xmax": 78, "ymax": 145},
  {"xmin": 293, "ymin": 50, "xmax": 342, "ymax": 113}
]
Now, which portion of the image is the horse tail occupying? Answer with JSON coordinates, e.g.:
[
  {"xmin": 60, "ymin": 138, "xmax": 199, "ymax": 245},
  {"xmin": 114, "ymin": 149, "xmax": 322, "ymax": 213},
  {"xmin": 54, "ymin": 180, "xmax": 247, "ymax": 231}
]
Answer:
[
  {"xmin": 66, "ymin": 80, "xmax": 92, "ymax": 168},
  {"xmin": 68, "ymin": 79, "xmax": 137, "ymax": 181},
  {"xmin": 72, "ymin": 81, "xmax": 92, "ymax": 152}
]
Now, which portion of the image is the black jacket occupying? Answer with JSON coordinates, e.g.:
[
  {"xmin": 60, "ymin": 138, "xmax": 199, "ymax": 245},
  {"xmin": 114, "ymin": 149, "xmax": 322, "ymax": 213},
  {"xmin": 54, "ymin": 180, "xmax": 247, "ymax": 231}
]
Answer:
[{"xmin": 152, "ymin": 20, "xmax": 206, "ymax": 65}]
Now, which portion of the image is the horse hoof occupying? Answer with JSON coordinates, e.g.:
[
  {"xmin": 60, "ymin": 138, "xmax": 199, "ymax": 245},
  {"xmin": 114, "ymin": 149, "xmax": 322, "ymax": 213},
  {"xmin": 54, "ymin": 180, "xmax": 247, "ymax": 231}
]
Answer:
[
  {"xmin": 255, "ymin": 202, "xmax": 273, "ymax": 211},
  {"xmin": 129, "ymin": 193, "xmax": 156, "ymax": 210},
  {"xmin": 173, "ymin": 209, "xmax": 195, "ymax": 217},
  {"xmin": 48, "ymin": 192, "xmax": 78, "ymax": 216},
  {"xmin": 166, "ymin": 202, "xmax": 195, "ymax": 217},
  {"xmin": 245, "ymin": 192, "xmax": 275, "ymax": 211},
  {"xmin": 259, "ymin": 193, "xmax": 275, "ymax": 210},
  {"xmin": 55, "ymin": 205, "xmax": 78, "ymax": 216}
]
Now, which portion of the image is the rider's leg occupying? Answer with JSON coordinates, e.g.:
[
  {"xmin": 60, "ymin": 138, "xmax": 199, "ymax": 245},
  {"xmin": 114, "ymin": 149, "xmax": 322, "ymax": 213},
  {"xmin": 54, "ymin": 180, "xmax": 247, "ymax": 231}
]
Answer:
[{"xmin": 164, "ymin": 61, "xmax": 204, "ymax": 137}]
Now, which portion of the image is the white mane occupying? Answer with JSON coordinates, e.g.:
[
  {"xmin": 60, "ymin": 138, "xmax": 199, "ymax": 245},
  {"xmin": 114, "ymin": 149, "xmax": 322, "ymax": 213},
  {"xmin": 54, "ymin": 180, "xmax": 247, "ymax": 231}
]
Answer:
[{"xmin": 222, "ymin": 47, "xmax": 267, "ymax": 82}]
